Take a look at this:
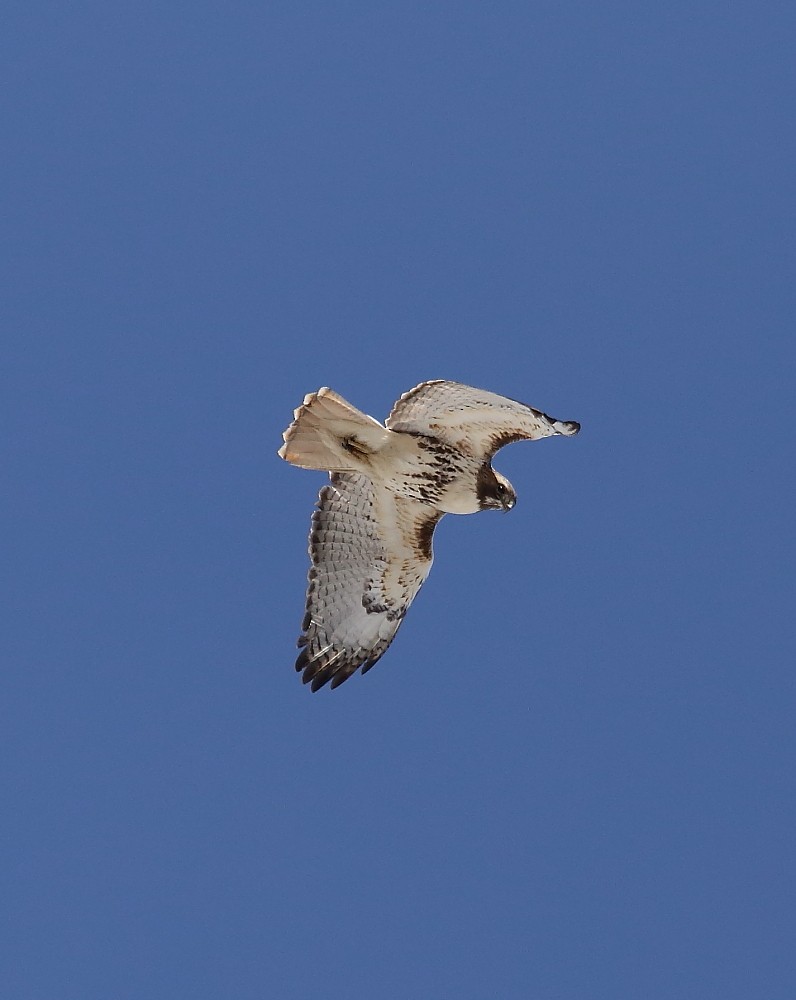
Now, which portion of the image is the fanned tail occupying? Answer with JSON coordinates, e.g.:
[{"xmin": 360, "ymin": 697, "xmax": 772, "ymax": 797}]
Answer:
[{"xmin": 277, "ymin": 387, "xmax": 391, "ymax": 471}]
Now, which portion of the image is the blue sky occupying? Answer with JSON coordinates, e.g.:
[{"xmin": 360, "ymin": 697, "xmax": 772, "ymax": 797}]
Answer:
[{"xmin": 3, "ymin": 2, "xmax": 794, "ymax": 997}]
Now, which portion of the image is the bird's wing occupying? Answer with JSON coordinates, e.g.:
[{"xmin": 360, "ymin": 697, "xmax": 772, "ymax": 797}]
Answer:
[
  {"xmin": 295, "ymin": 472, "xmax": 443, "ymax": 691},
  {"xmin": 386, "ymin": 380, "xmax": 579, "ymax": 459}
]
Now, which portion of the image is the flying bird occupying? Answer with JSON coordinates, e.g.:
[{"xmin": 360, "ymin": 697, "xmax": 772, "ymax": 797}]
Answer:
[{"xmin": 278, "ymin": 380, "xmax": 579, "ymax": 691}]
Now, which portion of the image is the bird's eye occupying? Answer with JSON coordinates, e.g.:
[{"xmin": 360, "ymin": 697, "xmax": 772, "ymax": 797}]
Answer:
[{"xmin": 496, "ymin": 483, "xmax": 505, "ymax": 495}]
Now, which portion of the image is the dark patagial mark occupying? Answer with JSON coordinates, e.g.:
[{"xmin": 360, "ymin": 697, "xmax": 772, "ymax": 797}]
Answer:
[
  {"xmin": 487, "ymin": 430, "xmax": 526, "ymax": 456},
  {"xmin": 415, "ymin": 511, "xmax": 443, "ymax": 561}
]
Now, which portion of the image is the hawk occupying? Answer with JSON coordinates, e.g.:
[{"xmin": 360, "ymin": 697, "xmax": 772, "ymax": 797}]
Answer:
[{"xmin": 278, "ymin": 380, "xmax": 579, "ymax": 691}]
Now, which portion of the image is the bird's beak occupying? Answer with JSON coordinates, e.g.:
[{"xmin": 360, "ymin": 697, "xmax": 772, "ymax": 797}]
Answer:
[{"xmin": 503, "ymin": 497, "xmax": 515, "ymax": 512}]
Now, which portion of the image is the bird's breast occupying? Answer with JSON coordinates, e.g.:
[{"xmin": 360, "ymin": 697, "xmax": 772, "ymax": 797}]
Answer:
[{"xmin": 373, "ymin": 434, "xmax": 481, "ymax": 512}]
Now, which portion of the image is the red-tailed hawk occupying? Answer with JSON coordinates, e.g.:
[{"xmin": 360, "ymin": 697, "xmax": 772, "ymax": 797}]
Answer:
[{"xmin": 278, "ymin": 380, "xmax": 579, "ymax": 691}]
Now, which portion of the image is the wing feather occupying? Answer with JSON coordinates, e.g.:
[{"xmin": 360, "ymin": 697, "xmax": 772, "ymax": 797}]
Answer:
[
  {"xmin": 295, "ymin": 472, "xmax": 443, "ymax": 691},
  {"xmin": 386, "ymin": 380, "xmax": 579, "ymax": 459}
]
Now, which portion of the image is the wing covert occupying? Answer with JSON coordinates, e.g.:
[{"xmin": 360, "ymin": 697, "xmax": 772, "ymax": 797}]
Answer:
[{"xmin": 386, "ymin": 380, "xmax": 579, "ymax": 459}]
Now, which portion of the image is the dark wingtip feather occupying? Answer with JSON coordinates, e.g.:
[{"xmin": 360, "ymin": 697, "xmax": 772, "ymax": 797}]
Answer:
[
  {"xmin": 294, "ymin": 641, "xmax": 374, "ymax": 691},
  {"xmin": 309, "ymin": 669, "xmax": 334, "ymax": 692},
  {"xmin": 330, "ymin": 670, "xmax": 356, "ymax": 690},
  {"xmin": 360, "ymin": 653, "xmax": 384, "ymax": 675}
]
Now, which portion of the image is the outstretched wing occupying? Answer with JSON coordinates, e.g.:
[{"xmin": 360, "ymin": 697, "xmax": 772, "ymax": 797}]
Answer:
[
  {"xmin": 386, "ymin": 380, "xmax": 580, "ymax": 459},
  {"xmin": 295, "ymin": 472, "xmax": 443, "ymax": 691}
]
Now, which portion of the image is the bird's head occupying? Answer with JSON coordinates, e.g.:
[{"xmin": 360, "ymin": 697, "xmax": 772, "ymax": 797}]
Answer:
[{"xmin": 477, "ymin": 466, "xmax": 516, "ymax": 512}]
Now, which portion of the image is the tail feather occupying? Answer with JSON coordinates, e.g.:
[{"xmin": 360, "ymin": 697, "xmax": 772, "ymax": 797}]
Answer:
[{"xmin": 278, "ymin": 387, "xmax": 391, "ymax": 471}]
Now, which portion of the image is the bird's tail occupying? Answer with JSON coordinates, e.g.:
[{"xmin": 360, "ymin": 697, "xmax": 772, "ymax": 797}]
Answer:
[{"xmin": 278, "ymin": 388, "xmax": 391, "ymax": 471}]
